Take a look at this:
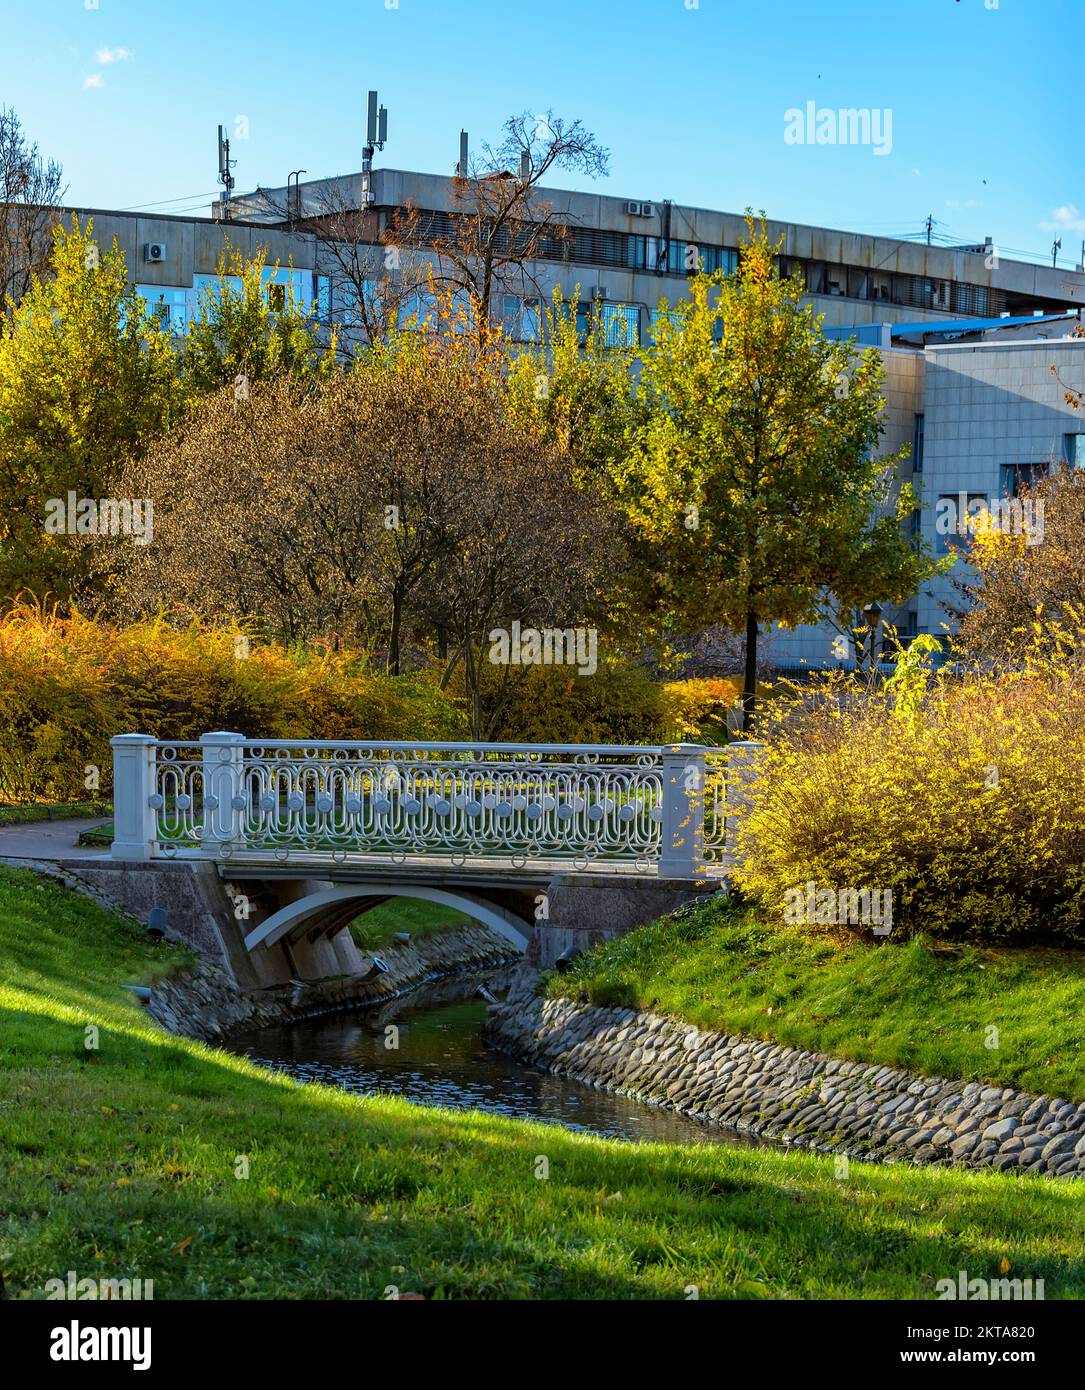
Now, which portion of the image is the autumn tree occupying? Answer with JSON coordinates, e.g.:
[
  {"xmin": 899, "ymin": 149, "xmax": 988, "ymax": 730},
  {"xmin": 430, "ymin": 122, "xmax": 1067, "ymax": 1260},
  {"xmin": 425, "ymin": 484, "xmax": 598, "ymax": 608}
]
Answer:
[
  {"xmin": 611, "ymin": 218, "xmax": 935, "ymax": 732},
  {"xmin": 115, "ymin": 378, "xmax": 378, "ymax": 641},
  {"xmin": 119, "ymin": 328, "xmax": 609, "ymax": 719},
  {"xmin": 0, "ymin": 218, "xmax": 180, "ymax": 606},
  {"xmin": 0, "ymin": 106, "xmax": 65, "ymax": 323},
  {"xmin": 954, "ymin": 468, "xmax": 1085, "ymax": 664},
  {"xmin": 387, "ymin": 111, "xmax": 609, "ymax": 344},
  {"xmin": 180, "ymin": 243, "xmax": 336, "ymax": 394}
]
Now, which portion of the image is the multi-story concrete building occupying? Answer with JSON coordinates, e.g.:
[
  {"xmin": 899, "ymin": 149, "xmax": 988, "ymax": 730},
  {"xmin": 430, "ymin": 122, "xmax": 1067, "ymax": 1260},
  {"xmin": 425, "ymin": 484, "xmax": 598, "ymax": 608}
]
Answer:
[
  {"xmin": 234, "ymin": 166, "xmax": 1085, "ymax": 341},
  {"xmin": 772, "ymin": 315, "xmax": 1085, "ymax": 668},
  {"xmin": 59, "ymin": 167, "xmax": 1085, "ymax": 669}
]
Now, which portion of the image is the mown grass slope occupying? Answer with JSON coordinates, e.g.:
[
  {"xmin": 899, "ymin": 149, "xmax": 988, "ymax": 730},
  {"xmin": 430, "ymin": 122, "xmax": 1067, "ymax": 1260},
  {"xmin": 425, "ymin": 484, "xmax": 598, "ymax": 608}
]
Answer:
[
  {"xmin": 2, "ymin": 866, "xmax": 1084, "ymax": 1300},
  {"xmin": 547, "ymin": 897, "xmax": 1085, "ymax": 1102}
]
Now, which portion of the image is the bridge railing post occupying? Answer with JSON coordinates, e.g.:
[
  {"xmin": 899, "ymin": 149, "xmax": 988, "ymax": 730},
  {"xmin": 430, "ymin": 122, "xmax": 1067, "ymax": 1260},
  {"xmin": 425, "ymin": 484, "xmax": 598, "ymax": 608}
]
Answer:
[
  {"xmin": 659, "ymin": 743, "xmax": 706, "ymax": 878},
  {"xmin": 111, "ymin": 734, "xmax": 157, "ymax": 861},
  {"xmin": 200, "ymin": 731, "xmax": 247, "ymax": 857}
]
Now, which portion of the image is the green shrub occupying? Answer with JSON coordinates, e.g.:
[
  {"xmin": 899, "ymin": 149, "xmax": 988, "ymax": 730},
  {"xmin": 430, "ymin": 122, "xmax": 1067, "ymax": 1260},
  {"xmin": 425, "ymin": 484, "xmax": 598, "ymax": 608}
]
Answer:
[{"xmin": 481, "ymin": 660, "xmax": 669, "ymax": 744}]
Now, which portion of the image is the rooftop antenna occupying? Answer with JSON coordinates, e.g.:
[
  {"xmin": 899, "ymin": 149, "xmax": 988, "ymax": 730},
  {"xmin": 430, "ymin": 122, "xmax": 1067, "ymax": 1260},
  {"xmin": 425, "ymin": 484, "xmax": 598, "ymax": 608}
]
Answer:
[
  {"xmin": 288, "ymin": 169, "xmax": 307, "ymax": 224},
  {"xmin": 217, "ymin": 124, "xmax": 235, "ymax": 221},
  {"xmin": 361, "ymin": 89, "xmax": 388, "ymax": 206},
  {"xmin": 457, "ymin": 129, "xmax": 469, "ymax": 178},
  {"xmin": 1052, "ymin": 236, "xmax": 1062, "ymax": 268}
]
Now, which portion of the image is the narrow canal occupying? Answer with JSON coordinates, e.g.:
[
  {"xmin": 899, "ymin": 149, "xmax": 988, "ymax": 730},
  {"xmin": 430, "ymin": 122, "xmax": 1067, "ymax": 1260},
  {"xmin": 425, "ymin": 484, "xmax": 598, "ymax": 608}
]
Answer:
[{"xmin": 225, "ymin": 975, "xmax": 766, "ymax": 1149}]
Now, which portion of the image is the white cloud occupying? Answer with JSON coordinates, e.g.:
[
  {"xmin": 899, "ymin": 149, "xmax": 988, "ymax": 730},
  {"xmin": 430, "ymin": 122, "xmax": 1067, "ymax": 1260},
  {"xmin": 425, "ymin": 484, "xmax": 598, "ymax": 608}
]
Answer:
[
  {"xmin": 82, "ymin": 73, "xmax": 104, "ymax": 90},
  {"xmin": 1042, "ymin": 204, "xmax": 1085, "ymax": 232},
  {"xmin": 96, "ymin": 46, "xmax": 133, "ymax": 64}
]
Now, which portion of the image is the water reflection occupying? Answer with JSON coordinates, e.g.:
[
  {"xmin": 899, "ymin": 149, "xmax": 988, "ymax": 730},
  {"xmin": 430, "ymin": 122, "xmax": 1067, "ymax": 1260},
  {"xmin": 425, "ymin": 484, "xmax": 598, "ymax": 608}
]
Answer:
[{"xmin": 226, "ymin": 982, "xmax": 767, "ymax": 1149}]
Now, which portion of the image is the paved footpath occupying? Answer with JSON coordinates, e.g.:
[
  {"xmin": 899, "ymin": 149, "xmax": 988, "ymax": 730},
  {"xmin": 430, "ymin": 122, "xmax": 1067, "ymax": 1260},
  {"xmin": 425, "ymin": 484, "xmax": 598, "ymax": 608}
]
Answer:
[{"xmin": 0, "ymin": 819, "xmax": 110, "ymax": 862}]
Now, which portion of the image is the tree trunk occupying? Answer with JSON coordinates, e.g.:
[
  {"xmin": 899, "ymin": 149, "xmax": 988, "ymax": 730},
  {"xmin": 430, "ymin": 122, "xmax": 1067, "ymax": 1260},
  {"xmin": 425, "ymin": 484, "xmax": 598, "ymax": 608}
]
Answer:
[
  {"xmin": 387, "ymin": 587, "xmax": 402, "ymax": 676},
  {"xmin": 465, "ymin": 641, "xmax": 481, "ymax": 740},
  {"xmin": 742, "ymin": 610, "xmax": 758, "ymax": 735}
]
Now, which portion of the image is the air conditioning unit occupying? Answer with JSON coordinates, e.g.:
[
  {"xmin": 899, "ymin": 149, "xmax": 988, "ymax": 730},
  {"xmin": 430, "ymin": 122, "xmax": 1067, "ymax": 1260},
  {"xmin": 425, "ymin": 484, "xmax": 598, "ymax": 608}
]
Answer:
[
  {"xmin": 143, "ymin": 242, "xmax": 167, "ymax": 264},
  {"xmin": 623, "ymin": 201, "xmax": 653, "ymax": 218},
  {"xmin": 639, "ymin": 202, "xmax": 654, "ymax": 217}
]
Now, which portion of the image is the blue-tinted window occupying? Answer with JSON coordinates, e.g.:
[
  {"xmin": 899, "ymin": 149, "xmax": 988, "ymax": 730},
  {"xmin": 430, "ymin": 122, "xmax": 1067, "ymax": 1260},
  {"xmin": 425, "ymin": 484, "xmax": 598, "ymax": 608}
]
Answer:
[
  {"xmin": 602, "ymin": 303, "xmax": 639, "ymax": 348},
  {"xmin": 134, "ymin": 285, "xmax": 189, "ymax": 336}
]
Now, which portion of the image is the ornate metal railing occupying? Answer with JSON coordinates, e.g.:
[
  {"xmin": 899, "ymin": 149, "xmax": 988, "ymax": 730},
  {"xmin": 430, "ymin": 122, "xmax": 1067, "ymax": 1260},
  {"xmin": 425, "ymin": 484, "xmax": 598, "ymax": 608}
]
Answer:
[{"xmin": 111, "ymin": 734, "xmax": 760, "ymax": 876}]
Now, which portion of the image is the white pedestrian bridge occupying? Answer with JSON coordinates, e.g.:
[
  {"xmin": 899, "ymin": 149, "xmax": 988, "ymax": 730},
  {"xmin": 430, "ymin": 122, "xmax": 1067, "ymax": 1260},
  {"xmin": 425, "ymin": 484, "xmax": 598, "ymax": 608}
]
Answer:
[{"xmin": 110, "ymin": 734, "xmax": 760, "ymax": 966}]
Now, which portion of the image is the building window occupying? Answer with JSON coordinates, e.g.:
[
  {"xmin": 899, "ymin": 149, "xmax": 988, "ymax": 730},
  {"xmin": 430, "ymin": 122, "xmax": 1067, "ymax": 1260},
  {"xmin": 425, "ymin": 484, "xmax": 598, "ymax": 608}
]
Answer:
[
  {"xmin": 954, "ymin": 281, "xmax": 991, "ymax": 316},
  {"xmin": 601, "ymin": 302, "xmax": 639, "ymax": 348},
  {"xmin": 999, "ymin": 462, "xmax": 1049, "ymax": 497},
  {"xmin": 1065, "ymin": 434, "xmax": 1085, "ymax": 469},
  {"xmin": 912, "ymin": 414, "xmax": 924, "ymax": 473},
  {"xmin": 498, "ymin": 295, "xmax": 539, "ymax": 342},
  {"xmin": 134, "ymin": 285, "xmax": 189, "ymax": 336},
  {"xmin": 935, "ymin": 492, "xmax": 988, "ymax": 555},
  {"xmin": 315, "ymin": 275, "xmax": 331, "ymax": 324}
]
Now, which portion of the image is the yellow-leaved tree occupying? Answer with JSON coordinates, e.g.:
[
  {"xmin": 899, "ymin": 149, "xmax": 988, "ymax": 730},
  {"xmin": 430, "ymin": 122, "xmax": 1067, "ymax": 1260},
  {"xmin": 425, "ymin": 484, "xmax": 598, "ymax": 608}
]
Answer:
[{"xmin": 610, "ymin": 217, "xmax": 936, "ymax": 732}]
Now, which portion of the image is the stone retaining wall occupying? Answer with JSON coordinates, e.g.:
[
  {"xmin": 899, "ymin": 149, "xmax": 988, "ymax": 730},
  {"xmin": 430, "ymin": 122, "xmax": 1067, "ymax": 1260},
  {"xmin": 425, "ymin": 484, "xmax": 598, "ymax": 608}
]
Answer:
[
  {"xmin": 485, "ymin": 995, "xmax": 1085, "ymax": 1178},
  {"xmin": 150, "ymin": 926, "xmax": 519, "ymax": 1042}
]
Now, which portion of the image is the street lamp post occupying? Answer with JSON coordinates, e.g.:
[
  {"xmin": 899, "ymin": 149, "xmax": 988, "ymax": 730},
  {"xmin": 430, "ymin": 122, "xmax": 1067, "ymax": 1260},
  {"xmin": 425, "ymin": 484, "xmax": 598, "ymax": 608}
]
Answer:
[{"xmin": 861, "ymin": 601, "xmax": 884, "ymax": 674}]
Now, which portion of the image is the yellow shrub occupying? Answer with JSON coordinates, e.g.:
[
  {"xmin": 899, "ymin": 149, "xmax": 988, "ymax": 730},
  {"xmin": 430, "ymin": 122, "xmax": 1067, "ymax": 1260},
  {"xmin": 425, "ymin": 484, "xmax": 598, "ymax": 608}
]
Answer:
[
  {"xmin": 660, "ymin": 677, "xmax": 740, "ymax": 743},
  {"xmin": 0, "ymin": 600, "xmax": 466, "ymax": 803},
  {"xmin": 736, "ymin": 656, "xmax": 1085, "ymax": 942}
]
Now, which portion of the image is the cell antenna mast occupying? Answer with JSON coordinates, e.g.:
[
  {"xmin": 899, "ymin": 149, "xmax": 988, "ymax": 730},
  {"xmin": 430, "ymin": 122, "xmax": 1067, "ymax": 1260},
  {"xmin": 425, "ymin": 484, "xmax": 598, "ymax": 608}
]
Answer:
[
  {"xmin": 217, "ymin": 124, "xmax": 235, "ymax": 221},
  {"xmin": 458, "ymin": 130, "xmax": 469, "ymax": 178},
  {"xmin": 362, "ymin": 89, "xmax": 388, "ymax": 206}
]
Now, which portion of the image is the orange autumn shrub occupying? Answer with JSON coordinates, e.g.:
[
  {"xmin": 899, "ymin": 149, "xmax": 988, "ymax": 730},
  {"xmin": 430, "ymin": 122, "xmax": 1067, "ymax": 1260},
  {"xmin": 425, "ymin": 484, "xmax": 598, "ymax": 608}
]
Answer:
[{"xmin": 0, "ymin": 599, "xmax": 465, "ymax": 803}]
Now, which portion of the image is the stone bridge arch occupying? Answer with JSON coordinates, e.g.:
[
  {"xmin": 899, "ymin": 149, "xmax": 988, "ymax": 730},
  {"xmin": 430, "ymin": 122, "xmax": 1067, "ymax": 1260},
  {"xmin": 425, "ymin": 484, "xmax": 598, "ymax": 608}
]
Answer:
[{"xmin": 243, "ymin": 883, "xmax": 534, "ymax": 954}]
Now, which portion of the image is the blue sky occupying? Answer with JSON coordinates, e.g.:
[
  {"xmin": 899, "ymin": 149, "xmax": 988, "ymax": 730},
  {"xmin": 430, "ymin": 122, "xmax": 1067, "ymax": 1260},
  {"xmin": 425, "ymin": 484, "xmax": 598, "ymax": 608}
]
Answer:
[{"xmin": 3, "ymin": 0, "xmax": 1082, "ymax": 267}]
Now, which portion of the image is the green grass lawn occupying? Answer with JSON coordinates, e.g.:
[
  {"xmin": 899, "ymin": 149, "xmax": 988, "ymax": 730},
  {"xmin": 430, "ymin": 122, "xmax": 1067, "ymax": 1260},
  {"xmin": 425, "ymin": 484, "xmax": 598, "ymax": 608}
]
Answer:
[
  {"xmin": 0, "ymin": 800, "xmax": 111, "ymax": 829},
  {"xmin": 2, "ymin": 863, "xmax": 1084, "ymax": 1300},
  {"xmin": 349, "ymin": 896, "xmax": 471, "ymax": 951},
  {"xmin": 548, "ymin": 896, "xmax": 1085, "ymax": 1103}
]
